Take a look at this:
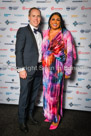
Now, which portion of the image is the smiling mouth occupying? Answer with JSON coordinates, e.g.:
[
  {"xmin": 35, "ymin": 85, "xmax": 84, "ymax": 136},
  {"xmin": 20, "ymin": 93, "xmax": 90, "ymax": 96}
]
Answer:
[{"xmin": 53, "ymin": 24, "xmax": 57, "ymax": 26}]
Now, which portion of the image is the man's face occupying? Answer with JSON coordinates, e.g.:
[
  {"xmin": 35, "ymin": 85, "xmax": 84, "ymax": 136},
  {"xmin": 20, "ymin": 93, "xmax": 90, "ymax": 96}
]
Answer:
[{"xmin": 28, "ymin": 9, "xmax": 41, "ymax": 28}]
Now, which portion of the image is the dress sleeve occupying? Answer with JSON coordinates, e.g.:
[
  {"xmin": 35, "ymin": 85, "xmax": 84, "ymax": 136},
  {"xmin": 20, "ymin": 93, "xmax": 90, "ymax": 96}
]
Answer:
[{"xmin": 64, "ymin": 31, "xmax": 74, "ymax": 77}]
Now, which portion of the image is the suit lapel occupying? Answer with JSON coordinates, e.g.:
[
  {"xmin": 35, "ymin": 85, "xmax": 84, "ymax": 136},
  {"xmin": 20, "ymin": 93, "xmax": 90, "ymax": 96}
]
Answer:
[{"xmin": 27, "ymin": 24, "xmax": 38, "ymax": 52}]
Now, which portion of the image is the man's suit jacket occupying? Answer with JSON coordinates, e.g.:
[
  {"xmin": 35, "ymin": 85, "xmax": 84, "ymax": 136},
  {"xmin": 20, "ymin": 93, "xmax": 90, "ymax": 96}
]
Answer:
[{"xmin": 15, "ymin": 24, "xmax": 41, "ymax": 75}]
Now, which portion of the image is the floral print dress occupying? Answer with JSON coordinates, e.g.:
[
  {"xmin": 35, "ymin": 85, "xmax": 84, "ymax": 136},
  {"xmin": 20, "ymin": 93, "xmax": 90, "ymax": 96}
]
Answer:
[{"xmin": 42, "ymin": 29, "xmax": 76, "ymax": 123}]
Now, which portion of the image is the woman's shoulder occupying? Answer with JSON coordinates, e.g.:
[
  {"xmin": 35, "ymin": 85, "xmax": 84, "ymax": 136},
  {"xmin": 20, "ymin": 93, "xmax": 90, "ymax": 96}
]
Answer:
[
  {"xmin": 42, "ymin": 29, "xmax": 49, "ymax": 37},
  {"xmin": 63, "ymin": 28, "xmax": 72, "ymax": 37}
]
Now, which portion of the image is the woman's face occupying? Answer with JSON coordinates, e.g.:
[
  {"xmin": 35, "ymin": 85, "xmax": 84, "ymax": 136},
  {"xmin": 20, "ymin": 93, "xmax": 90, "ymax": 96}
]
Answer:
[{"xmin": 49, "ymin": 14, "xmax": 61, "ymax": 30}]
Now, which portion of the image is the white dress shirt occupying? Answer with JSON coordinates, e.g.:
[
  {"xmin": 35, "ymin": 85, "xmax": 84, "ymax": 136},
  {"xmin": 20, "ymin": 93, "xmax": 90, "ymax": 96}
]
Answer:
[{"xmin": 17, "ymin": 24, "xmax": 42, "ymax": 72}]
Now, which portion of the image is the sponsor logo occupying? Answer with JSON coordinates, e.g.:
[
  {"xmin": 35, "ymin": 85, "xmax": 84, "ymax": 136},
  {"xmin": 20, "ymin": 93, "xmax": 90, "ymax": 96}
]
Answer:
[
  {"xmin": 5, "ymin": 20, "xmax": 17, "ymax": 25},
  {"xmin": 10, "ymin": 86, "xmax": 19, "ymax": 90},
  {"xmin": 62, "ymin": 15, "xmax": 67, "ymax": 18},
  {"xmin": 78, "ymin": 72, "xmax": 88, "ymax": 75},
  {"xmin": 0, "ymin": 86, "xmax": 8, "ymax": 88},
  {"xmin": 86, "ymin": 98, "xmax": 91, "ymax": 101},
  {"xmin": 78, "ymin": 98, "xmax": 82, "ymax": 100},
  {"xmin": 10, "ymin": 49, "xmax": 15, "ymax": 52},
  {"xmin": 78, "ymin": 51, "xmax": 90, "ymax": 55},
  {"xmin": 10, "ymin": 55, "xmax": 15, "ymax": 58},
  {"xmin": 71, "ymin": 15, "xmax": 78, "ymax": 18},
  {"xmin": 4, "ymin": 14, "xmax": 11, "ymax": 17},
  {"xmin": 82, "ymin": 14, "xmax": 87, "ymax": 17},
  {"xmin": 4, "ymin": 42, "xmax": 14, "ymax": 45},
  {"xmin": 0, "ymin": 35, "xmax": 3, "ymax": 37},
  {"xmin": 0, "ymin": 73, "xmax": 5, "ymax": 76},
  {"xmin": 2, "ymin": 0, "xmax": 16, "ymax": 2},
  {"xmin": 72, "ymin": 0, "xmax": 88, "ymax": 2},
  {"xmin": 22, "ymin": 6, "xmax": 30, "ymax": 10},
  {"xmin": 80, "ymin": 37, "xmax": 86, "ymax": 40},
  {"xmin": 51, "ymin": 7, "xmax": 63, "ymax": 10},
  {"xmin": 88, "ymin": 79, "xmax": 91, "ymax": 81},
  {"xmin": 21, "ymin": 23, "xmax": 28, "ymax": 25},
  {"xmin": 86, "ymin": 84, "xmax": 91, "ymax": 89},
  {"xmin": 37, "ymin": 7, "xmax": 47, "ymax": 10},
  {"xmin": 5, "ymin": 79, "xmax": 17, "ymax": 83},
  {"xmin": 69, "ymin": 102, "xmax": 81, "ymax": 107},
  {"xmin": 67, "ymin": 97, "xmax": 73, "ymax": 99},
  {"xmin": 9, "ymin": 6, "xmax": 19, "ymax": 10},
  {"xmin": 20, "ymin": 0, "xmax": 32, "ymax": 3},
  {"xmin": 79, "ymin": 59, "xmax": 89, "ymax": 61},
  {"xmin": 80, "ymin": 29, "xmax": 91, "ymax": 33},
  {"xmin": 64, "ymin": 90, "xmax": 73, "ymax": 93},
  {"xmin": 36, "ymin": 0, "xmax": 51, "ymax": 3},
  {"xmin": 70, "ymin": 30, "xmax": 77, "ymax": 32},
  {"xmin": 66, "ymin": 6, "xmax": 77, "ymax": 11},
  {"xmin": 88, "ymin": 44, "xmax": 91, "ymax": 48},
  {"xmin": 85, "ymin": 106, "xmax": 91, "ymax": 108},
  {"xmin": 0, "ymin": 55, "xmax": 7, "ymax": 57},
  {"xmin": 73, "ymin": 21, "xmax": 86, "ymax": 26},
  {"xmin": 55, "ymin": 0, "xmax": 66, "ymax": 3},
  {"xmin": 7, "ymin": 74, "xmax": 16, "ymax": 77},
  {"xmin": 6, "ymin": 97, "xmax": 18, "ymax": 102},
  {"xmin": 10, "ymin": 28, "xmax": 18, "ymax": 31},
  {"xmin": 14, "ymin": 14, "xmax": 24, "ymax": 17},
  {"xmin": 6, "ymin": 60, "xmax": 15, "ymax": 65},
  {"xmin": 76, "ymin": 90, "xmax": 88, "ymax": 95},
  {"xmin": 78, "ymin": 78, "xmax": 85, "ymax": 81},
  {"xmin": 6, "ymin": 92, "xmax": 12, "ymax": 95},
  {"xmin": 0, "ymin": 67, "xmax": 7, "ymax": 70},
  {"xmin": 0, "ymin": 49, "xmax": 8, "ymax": 51},
  {"xmin": 0, "ymin": 7, "xmax": 6, "ymax": 9},
  {"xmin": 0, "ymin": 28, "xmax": 6, "ymax": 31},
  {"xmin": 81, "ymin": 6, "xmax": 91, "ymax": 10}
]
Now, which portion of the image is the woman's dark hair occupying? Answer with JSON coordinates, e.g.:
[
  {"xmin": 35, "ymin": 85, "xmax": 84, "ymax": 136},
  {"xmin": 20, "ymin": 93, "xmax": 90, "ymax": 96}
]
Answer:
[{"xmin": 48, "ymin": 12, "xmax": 66, "ymax": 32}]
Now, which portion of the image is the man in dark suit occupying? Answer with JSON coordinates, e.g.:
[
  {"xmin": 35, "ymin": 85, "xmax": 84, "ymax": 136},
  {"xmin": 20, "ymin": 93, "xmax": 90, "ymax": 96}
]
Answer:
[{"xmin": 15, "ymin": 7, "xmax": 42, "ymax": 133}]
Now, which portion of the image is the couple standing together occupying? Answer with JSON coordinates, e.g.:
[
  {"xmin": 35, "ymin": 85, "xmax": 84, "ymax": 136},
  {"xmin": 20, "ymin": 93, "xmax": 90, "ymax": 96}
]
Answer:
[{"xmin": 15, "ymin": 7, "xmax": 76, "ymax": 133}]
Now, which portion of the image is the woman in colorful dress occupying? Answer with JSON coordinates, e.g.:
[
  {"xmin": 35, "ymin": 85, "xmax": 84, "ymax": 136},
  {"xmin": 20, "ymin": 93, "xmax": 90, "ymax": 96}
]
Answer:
[{"xmin": 42, "ymin": 12, "xmax": 76, "ymax": 130}]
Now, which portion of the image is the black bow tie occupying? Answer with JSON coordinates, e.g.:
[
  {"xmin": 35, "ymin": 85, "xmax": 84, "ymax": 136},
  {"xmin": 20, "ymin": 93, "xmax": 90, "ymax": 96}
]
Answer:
[{"xmin": 33, "ymin": 28, "xmax": 41, "ymax": 34}]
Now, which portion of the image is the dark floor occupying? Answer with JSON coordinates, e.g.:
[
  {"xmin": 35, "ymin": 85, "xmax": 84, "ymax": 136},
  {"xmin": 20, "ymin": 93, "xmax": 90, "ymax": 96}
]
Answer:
[{"xmin": 0, "ymin": 104, "xmax": 91, "ymax": 136}]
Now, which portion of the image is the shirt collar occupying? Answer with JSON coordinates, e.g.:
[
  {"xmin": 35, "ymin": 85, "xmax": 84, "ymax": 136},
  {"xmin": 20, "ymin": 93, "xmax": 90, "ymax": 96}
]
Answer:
[{"xmin": 29, "ymin": 24, "xmax": 38, "ymax": 32}]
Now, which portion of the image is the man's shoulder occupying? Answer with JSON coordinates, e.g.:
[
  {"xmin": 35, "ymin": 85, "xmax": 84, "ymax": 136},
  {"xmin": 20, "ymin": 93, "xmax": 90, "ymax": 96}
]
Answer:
[{"xmin": 17, "ymin": 25, "xmax": 28, "ymax": 32}]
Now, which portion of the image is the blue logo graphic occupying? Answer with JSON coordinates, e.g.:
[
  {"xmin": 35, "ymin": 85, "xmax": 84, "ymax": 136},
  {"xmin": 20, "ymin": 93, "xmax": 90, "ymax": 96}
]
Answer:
[
  {"xmin": 86, "ymin": 85, "xmax": 91, "ymax": 89},
  {"xmin": 88, "ymin": 44, "xmax": 91, "ymax": 48},
  {"xmin": 7, "ymin": 60, "xmax": 10, "ymax": 65},
  {"xmin": 73, "ymin": 21, "xmax": 78, "ymax": 26},
  {"xmin": 5, "ymin": 20, "xmax": 9, "ymax": 25},
  {"xmin": 0, "ymin": 73, "xmax": 4, "ymax": 76},
  {"xmin": 55, "ymin": 0, "xmax": 60, "ymax": 3},
  {"xmin": 20, "ymin": 0, "xmax": 25, "ymax": 3}
]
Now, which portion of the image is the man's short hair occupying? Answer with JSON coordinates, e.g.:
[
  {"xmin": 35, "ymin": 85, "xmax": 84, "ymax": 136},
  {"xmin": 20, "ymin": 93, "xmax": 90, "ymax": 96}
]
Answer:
[{"xmin": 28, "ymin": 7, "xmax": 41, "ymax": 16}]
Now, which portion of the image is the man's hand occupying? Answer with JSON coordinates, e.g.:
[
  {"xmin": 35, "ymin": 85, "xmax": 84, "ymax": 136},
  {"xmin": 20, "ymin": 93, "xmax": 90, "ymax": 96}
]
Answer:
[{"xmin": 19, "ymin": 70, "xmax": 27, "ymax": 79}]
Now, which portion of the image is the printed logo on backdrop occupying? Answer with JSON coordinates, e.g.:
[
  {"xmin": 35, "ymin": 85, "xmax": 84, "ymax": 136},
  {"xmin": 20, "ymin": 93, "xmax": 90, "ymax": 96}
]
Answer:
[
  {"xmin": 55, "ymin": 0, "xmax": 67, "ymax": 3},
  {"xmin": 73, "ymin": 21, "xmax": 86, "ymax": 26},
  {"xmin": 72, "ymin": 0, "xmax": 88, "ymax": 2},
  {"xmin": 2, "ymin": 0, "xmax": 16, "ymax": 2},
  {"xmin": 4, "ymin": 14, "xmax": 11, "ymax": 17},
  {"xmin": 69, "ymin": 102, "xmax": 81, "ymax": 107},
  {"xmin": 20, "ymin": 0, "xmax": 32, "ymax": 3},
  {"xmin": 36, "ymin": 0, "xmax": 51, "ymax": 3},
  {"xmin": 0, "ymin": 28, "xmax": 6, "ymax": 31},
  {"xmin": 5, "ymin": 20, "xmax": 17, "ymax": 25},
  {"xmin": 88, "ymin": 44, "xmax": 91, "ymax": 48},
  {"xmin": 8, "ymin": 6, "xmax": 19, "ymax": 10},
  {"xmin": 66, "ymin": 6, "xmax": 78, "ymax": 11},
  {"xmin": 6, "ymin": 97, "xmax": 18, "ymax": 102},
  {"xmin": 86, "ymin": 85, "xmax": 91, "ymax": 89}
]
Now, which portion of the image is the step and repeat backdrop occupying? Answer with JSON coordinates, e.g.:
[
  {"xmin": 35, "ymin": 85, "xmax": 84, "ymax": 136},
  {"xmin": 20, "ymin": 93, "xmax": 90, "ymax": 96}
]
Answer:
[{"xmin": 0, "ymin": 0, "xmax": 91, "ymax": 111}]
